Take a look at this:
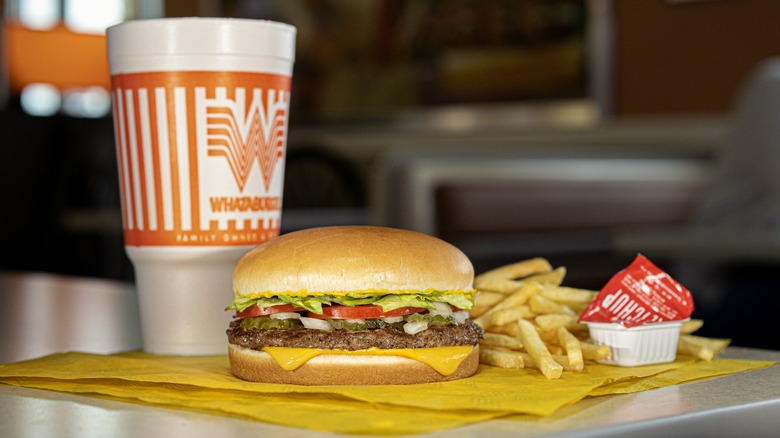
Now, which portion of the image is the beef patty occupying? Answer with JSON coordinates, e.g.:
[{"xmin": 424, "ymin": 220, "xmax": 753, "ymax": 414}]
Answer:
[{"xmin": 227, "ymin": 319, "xmax": 484, "ymax": 351}]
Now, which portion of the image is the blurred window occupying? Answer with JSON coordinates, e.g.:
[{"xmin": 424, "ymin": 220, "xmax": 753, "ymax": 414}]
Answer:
[
  {"xmin": 19, "ymin": 0, "xmax": 60, "ymax": 30},
  {"xmin": 19, "ymin": 82, "xmax": 61, "ymax": 116},
  {"xmin": 62, "ymin": 86, "xmax": 112, "ymax": 118},
  {"xmin": 65, "ymin": 0, "xmax": 124, "ymax": 34},
  {"xmin": 4, "ymin": 0, "xmax": 161, "ymax": 117}
]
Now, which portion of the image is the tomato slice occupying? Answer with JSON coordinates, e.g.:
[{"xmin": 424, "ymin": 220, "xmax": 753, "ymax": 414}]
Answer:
[
  {"xmin": 235, "ymin": 303, "xmax": 302, "ymax": 318},
  {"xmin": 306, "ymin": 305, "xmax": 425, "ymax": 320}
]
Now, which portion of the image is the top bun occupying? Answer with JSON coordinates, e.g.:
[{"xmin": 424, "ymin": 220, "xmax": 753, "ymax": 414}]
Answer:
[{"xmin": 233, "ymin": 226, "xmax": 474, "ymax": 296}]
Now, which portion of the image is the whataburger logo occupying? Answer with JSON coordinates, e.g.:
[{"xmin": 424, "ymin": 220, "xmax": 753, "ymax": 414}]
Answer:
[
  {"xmin": 204, "ymin": 88, "xmax": 288, "ymax": 192},
  {"xmin": 112, "ymin": 71, "xmax": 291, "ymax": 246}
]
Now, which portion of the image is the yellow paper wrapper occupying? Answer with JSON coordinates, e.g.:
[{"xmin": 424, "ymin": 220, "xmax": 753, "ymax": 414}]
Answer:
[{"xmin": 0, "ymin": 352, "xmax": 773, "ymax": 435}]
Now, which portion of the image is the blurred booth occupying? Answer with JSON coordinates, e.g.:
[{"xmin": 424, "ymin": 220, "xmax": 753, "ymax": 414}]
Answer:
[{"xmin": 369, "ymin": 112, "xmax": 720, "ymax": 290}]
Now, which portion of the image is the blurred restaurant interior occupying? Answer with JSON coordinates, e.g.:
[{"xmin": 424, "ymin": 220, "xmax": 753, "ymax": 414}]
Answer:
[{"xmin": 1, "ymin": 0, "xmax": 779, "ymax": 349}]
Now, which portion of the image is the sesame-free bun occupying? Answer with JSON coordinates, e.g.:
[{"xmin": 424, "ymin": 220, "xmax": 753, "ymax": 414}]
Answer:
[
  {"xmin": 233, "ymin": 226, "xmax": 474, "ymax": 296},
  {"xmin": 227, "ymin": 343, "xmax": 480, "ymax": 385}
]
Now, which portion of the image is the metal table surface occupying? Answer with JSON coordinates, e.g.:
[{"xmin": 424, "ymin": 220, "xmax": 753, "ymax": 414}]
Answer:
[{"xmin": 1, "ymin": 272, "xmax": 779, "ymax": 437}]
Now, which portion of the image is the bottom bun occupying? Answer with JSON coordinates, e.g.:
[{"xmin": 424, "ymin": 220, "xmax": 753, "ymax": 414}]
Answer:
[{"xmin": 228, "ymin": 343, "xmax": 480, "ymax": 385}]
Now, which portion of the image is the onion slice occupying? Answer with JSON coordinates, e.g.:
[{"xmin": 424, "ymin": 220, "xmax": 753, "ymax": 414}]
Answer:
[
  {"xmin": 429, "ymin": 301, "xmax": 453, "ymax": 317},
  {"xmin": 300, "ymin": 317, "xmax": 334, "ymax": 331},
  {"xmin": 453, "ymin": 310, "xmax": 470, "ymax": 325},
  {"xmin": 270, "ymin": 312, "xmax": 302, "ymax": 320},
  {"xmin": 345, "ymin": 319, "xmax": 365, "ymax": 324},
  {"xmin": 403, "ymin": 320, "xmax": 428, "ymax": 335},
  {"xmin": 382, "ymin": 316, "xmax": 404, "ymax": 324}
]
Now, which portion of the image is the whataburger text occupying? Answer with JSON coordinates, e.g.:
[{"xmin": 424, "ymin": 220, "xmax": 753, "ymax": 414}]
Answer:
[{"xmin": 209, "ymin": 196, "xmax": 281, "ymax": 213}]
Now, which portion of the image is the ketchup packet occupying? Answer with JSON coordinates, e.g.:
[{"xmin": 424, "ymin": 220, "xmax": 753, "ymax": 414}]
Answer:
[{"xmin": 579, "ymin": 254, "xmax": 694, "ymax": 328}]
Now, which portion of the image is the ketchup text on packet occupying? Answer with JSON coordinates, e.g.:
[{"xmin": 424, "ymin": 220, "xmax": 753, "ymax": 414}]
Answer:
[{"xmin": 599, "ymin": 289, "xmax": 665, "ymax": 325}]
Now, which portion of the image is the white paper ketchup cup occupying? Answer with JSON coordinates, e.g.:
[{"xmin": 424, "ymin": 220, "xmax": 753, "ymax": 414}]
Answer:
[
  {"xmin": 106, "ymin": 18, "xmax": 296, "ymax": 355},
  {"xmin": 584, "ymin": 320, "xmax": 686, "ymax": 366}
]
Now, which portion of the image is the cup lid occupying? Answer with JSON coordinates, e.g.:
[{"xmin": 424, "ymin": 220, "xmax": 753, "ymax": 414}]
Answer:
[{"xmin": 107, "ymin": 17, "xmax": 296, "ymax": 64}]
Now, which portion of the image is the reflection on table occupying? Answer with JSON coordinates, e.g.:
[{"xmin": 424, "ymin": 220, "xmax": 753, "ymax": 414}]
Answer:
[{"xmin": 0, "ymin": 272, "xmax": 142, "ymax": 364}]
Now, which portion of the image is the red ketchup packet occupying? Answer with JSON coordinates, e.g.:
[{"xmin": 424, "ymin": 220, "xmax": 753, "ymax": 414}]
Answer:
[{"xmin": 579, "ymin": 254, "xmax": 694, "ymax": 328}]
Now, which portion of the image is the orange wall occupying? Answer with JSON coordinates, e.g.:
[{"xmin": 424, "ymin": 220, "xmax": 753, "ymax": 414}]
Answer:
[{"xmin": 4, "ymin": 22, "xmax": 111, "ymax": 91}]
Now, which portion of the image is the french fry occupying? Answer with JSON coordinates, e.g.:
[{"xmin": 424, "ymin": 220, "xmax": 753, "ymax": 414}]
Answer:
[
  {"xmin": 677, "ymin": 335, "xmax": 730, "ymax": 361},
  {"xmin": 540, "ymin": 286, "xmax": 598, "ymax": 305},
  {"xmin": 517, "ymin": 320, "xmax": 563, "ymax": 379},
  {"xmin": 484, "ymin": 282, "xmax": 541, "ymax": 312},
  {"xmin": 524, "ymin": 266, "xmax": 567, "ymax": 287},
  {"xmin": 529, "ymin": 294, "xmax": 572, "ymax": 315},
  {"xmin": 481, "ymin": 332, "xmax": 524, "ymax": 350},
  {"xmin": 580, "ymin": 342, "xmax": 612, "ymax": 361},
  {"xmin": 518, "ymin": 352, "xmax": 582, "ymax": 372},
  {"xmin": 538, "ymin": 329, "xmax": 559, "ymax": 346},
  {"xmin": 477, "ymin": 267, "xmax": 567, "ymax": 293},
  {"xmin": 535, "ymin": 314, "xmax": 585, "ymax": 332},
  {"xmin": 473, "ymin": 277, "xmax": 526, "ymax": 294},
  {"xmin": 479, "ymin": 306, "xmax": 535, "ymax": 329},
  {"xmin": 558, "ymin": 327, "xmax": 584, "ymax": 371},
  {"xmin": 475, "ymin": 258, "xmax": 552, "ymax": 282},
  {"xmin": 680, "ymin": 319, "xmax": 704, "ymax": 334},
  {"xmin": 473, "ymin": 282, "xmax": 542, "ymax": 328},
  {"xmin": 470, "ymin": 291, "xmax": 507, "ymax": 318},
  {"xmin": 546, "ymin": 344, "xmax": 564, "ymax": 355},
  {"xmin": 489, "ymin": 321, "xmax": 521, "ymax": 338},
  {"xmin": 480, "ymin": 347, "xmax": 525, "ymax": 369}
]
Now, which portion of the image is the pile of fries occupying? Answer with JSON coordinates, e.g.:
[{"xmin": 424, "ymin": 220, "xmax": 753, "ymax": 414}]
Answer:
[{"xmin": 470, "ymin": 258, "xmax": 730, "ymax": 379}]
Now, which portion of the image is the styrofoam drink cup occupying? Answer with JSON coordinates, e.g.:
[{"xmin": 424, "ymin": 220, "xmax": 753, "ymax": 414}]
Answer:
[{"xmin": 106, "ymin": 18, "xmax": 296, "ymax": 355}]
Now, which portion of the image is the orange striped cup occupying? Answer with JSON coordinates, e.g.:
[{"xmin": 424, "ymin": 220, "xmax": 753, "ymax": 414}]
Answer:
[{"xmin": 107, "ymin": 18, "xmax": 296, "ymax": 355}]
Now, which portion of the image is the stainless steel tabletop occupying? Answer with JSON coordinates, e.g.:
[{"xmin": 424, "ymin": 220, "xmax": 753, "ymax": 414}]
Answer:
[{"xmin": 1, "ymin": 272, "xmax": 779, "ymax": 437}]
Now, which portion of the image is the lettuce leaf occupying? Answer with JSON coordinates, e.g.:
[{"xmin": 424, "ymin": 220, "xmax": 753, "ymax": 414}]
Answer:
[
  {"xmin": 225, "ymin": 296, "xmax": 284, "ymax": 312},
  {"xmin": 277, "ymin": 295, "xmax": 331, "ymax": 314},
  {"xmin": 226, "ymin": 291, "xmax": 474, "ymax": 315},
  {"xmin": 438, "ymin": 293, "xmax": 476, "ymax": 310},
  {"xmin": 331, "ymin": 295, "xmax": 378, "ymax": 307},
  {"xmin": 372, "ymin": 294, "xmax": 436, "ymax": 312}
]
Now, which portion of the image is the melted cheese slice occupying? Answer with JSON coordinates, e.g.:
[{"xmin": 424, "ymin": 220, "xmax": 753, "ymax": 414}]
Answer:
[{"xmin": 262, "ymin": 345, "xmax": 474, "ymax": 376}]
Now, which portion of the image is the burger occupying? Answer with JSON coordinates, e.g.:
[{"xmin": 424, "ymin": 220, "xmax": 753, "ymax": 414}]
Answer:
[{"xmin": 225, "ymin": 225, "xmax": 484, "ymax": 385}]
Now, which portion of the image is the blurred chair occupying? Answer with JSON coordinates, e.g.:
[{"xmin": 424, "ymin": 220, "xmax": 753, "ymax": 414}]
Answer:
[{"xmin": 692, "ymin": 57, "xmax": 780, "ymax": 231}]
